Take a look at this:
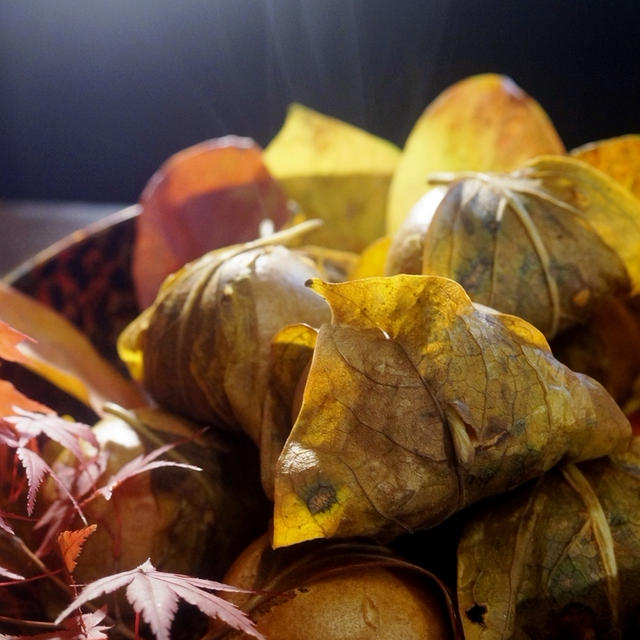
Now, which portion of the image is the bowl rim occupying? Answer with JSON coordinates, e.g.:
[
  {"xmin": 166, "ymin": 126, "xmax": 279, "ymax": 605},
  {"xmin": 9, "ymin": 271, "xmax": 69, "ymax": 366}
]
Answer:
[{"xmin": 2, "ymin": 204, "xmax": 141, "ymax": 285}]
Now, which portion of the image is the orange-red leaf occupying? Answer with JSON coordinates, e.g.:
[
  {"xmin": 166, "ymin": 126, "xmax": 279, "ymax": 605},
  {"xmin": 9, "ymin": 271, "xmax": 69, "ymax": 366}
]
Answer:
[
  {"xmin": 58, "ymin": 524, "xmax": 98, "ymax": 573},
  {"xmin": 0, "ymin": 379, "xmax": 50, "ymax": 416},
  {"xmin": 0, "ymin": 282, "xmax": 146, "ymax": 415},
  {"xmin": 132, "ymin": 136, "xmax": 291, "ymax": 308}
]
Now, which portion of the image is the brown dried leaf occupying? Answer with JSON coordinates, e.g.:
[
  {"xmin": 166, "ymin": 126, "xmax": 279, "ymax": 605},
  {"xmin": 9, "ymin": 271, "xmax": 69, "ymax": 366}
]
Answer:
[
  {"xmin": 272, "ymin": 276, "xmax": 630, "ymax": 547},
  {"xmin": 413, "ymin": 155, "xmax": 640, "ymax": 337},
  {"xmin": 457, "ymin": 453, "xmax": 640, "ymax": 640}
]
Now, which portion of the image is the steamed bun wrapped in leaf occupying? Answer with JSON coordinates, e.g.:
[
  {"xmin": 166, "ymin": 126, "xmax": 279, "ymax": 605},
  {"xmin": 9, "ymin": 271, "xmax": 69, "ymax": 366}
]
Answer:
[
  {"xmin": 387, "ymin": 156, "xmax": 640, "ymax": 339},
  {"xmin": 272, "ymin": 275, "xmax": 630, "ymax": 547},
  {"xmin": 457, "ymin": 443, "xmax": 640, "ymax": 640},
  {"xmin": 386, "ymin": 73, "xmax": 565, "ymax": 234},
  {"xmin": 118, "ymin": 227, "xmax": 334, "ymax": 444}
]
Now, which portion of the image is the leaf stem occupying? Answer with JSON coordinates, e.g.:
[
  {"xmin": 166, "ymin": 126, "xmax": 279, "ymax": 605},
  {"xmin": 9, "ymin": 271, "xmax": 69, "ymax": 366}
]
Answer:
[
  {"xmin": 561, "ymin": 463, "xmax": 619, "ymax": 633},
  {"xmin": 0, "ymin": 615, "xmax": 59, "ymax": 629},
  {"xmin": 1, "ymin": 530, "xmax": 137, "ymax": 639}
]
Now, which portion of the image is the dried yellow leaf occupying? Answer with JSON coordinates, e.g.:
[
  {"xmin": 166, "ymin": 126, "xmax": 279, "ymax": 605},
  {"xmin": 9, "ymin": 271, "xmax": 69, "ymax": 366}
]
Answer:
[
  {"xmin": 272, "ymin": 276, "xmax": 630, "ymax": 547},
  {"xmin": 264, "ymin": 104, "xmax": 400, "ymax": 252}
]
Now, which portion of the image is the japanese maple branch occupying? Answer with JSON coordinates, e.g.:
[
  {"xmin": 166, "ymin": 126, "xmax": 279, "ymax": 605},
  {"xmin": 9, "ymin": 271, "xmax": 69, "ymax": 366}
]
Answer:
[{"xmin": 1, "ymin": 530, "xmax": 137, "ymax": 639}]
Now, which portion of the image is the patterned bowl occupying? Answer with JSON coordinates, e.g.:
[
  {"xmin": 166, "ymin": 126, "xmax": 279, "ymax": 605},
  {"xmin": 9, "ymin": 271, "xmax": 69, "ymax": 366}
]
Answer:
[
  {"xmin": 4, "ymin": 205, "xmax": 141, "ymax": 371},
  {"xmin": 2, "ymin": 205, "xmax": 143, "ymax": 420}
]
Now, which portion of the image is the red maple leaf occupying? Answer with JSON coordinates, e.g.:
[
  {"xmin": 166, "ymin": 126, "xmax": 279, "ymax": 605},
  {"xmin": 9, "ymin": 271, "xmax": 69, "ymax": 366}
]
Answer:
[
  {"xmin": 6, "ymin": 608, "xmax": 111, "ymax": 640},
  {"xmin": 0, "ymin": 409, "xmax": 99, "ymax": 522},
  {"xmin": 0, "ymin": 513, "xmax": 13, "ymax": 534},
  {"xmin": 58, "ymin": 524, "xmax": 98, "ymax": 573},
  {"xmin": 93, "ymin": 441, "xmax": 201, "ymax": 501},
  {"xmin": 13, "ymin": 447, "xmax": 85, "ymax": 522},
  {"xmin": 3, "ymin": 408, "xmax": 98, "ymax": 460},
  {"xmin": 34, "ymin": 454, "xmax": 108, "ymax": 557},
  {"xmin": 54, "ymin": 559, "xmax": 264, "ymax": 640}
]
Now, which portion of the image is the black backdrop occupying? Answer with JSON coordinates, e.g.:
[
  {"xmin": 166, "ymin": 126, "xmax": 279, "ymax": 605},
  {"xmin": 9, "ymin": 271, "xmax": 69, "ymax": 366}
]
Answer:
[{"xmin": 2, "ymin": 0, "xmax": 639, "ymax": 203}]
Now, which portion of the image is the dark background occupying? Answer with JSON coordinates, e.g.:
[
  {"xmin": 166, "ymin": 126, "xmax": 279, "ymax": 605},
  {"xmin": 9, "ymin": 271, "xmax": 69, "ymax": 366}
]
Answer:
[{"xmin": 2, "ymin": 0, "xmax": 639, "ymax": 204}]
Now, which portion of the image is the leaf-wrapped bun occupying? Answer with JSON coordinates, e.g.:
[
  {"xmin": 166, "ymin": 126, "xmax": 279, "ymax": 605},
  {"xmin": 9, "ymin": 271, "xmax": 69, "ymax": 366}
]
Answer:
[
  {"xmin": 458, "ymin": 447, "xmax": 640, "ymax": 639},
  {"xmin": 387, "ymin": 156, "xmax": 640, "ymax": 338},
  {"xmin": 119, "ymin": 231, "xmax": 332, "ymax": 444},
  {"xmin": 272, "ymin": 276, "xmax": 631, "ymax": 546}
]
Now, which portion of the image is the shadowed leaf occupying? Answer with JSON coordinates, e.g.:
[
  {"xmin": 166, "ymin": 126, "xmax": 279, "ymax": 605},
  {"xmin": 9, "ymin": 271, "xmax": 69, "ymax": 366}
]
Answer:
[{"xmin": 457, "ymin": 451, "xmax": 640, "ymax": 639}]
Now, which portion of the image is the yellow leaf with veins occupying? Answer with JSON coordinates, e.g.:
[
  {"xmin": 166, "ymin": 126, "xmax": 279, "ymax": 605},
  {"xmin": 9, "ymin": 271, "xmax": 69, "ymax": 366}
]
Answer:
[{"xmin": 272, "ymin": 276, "xmax": 630, "ymax": 547}]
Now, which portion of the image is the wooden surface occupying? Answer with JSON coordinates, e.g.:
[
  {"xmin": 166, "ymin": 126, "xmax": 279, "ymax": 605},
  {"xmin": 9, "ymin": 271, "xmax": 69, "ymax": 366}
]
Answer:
[{"xmin": 1, "ymin": 200, "xmax": 130, "ymax": 276}]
